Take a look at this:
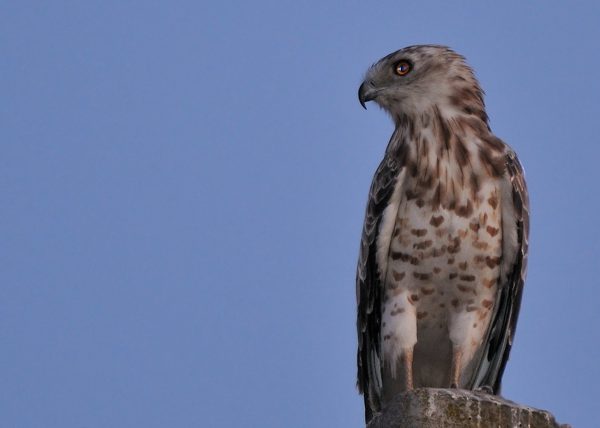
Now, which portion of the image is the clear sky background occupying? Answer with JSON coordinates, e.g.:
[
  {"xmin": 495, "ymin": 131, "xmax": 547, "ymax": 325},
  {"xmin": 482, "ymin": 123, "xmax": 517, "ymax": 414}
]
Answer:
[{"xmin": 3, "ymin": 1, "xmax": 600, "ymax": 427}]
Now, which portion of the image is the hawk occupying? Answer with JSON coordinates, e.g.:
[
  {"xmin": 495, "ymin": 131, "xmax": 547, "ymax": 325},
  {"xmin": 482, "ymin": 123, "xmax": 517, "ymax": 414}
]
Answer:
[{"xmin": 356, "ymin": 45, "xmax": 529, "ymax": 423}]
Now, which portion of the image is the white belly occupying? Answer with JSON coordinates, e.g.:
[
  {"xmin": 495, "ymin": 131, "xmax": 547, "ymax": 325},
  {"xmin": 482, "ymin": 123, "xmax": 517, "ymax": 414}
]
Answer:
[{"xmin": 378, "ymin": 178, "xmax": 503, "ymax": 396}]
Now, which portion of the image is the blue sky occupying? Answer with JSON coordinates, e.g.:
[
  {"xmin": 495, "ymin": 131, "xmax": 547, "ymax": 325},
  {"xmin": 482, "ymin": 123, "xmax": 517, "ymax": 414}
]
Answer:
[{"xmin": 3, "ymin": 1, "xmax": 600, "ymax": 427}]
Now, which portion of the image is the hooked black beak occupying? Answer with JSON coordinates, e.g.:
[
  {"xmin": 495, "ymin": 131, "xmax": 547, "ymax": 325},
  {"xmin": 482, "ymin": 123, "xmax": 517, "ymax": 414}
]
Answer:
[{"xmin": 358, "ymin": 81, "xmax": 377, "ymax": 109}]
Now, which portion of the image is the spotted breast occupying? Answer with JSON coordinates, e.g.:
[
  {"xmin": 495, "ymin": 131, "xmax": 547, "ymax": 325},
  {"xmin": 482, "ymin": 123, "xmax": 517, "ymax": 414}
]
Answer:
[{"xmin": 377, "ymin": 125, "xmax": 507, "ymax": 401}]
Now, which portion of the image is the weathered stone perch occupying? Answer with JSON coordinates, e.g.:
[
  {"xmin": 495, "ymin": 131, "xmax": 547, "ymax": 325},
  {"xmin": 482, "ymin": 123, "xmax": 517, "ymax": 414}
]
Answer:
[{"xmin": 366, "ymin": 388, "xmax": 569, "ymax": 428}]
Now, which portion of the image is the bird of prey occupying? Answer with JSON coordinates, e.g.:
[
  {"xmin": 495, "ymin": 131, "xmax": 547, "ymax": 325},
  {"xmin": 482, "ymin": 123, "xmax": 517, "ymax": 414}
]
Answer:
[{"xmin": 356, "ymin": 45, "xmax": 529, "ymax": 423}]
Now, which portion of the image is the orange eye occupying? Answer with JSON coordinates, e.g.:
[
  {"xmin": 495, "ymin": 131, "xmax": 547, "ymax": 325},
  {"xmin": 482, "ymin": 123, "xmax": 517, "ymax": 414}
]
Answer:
[{"xmin": 394, "ymin": 60, "xmax": 412, "ymax": 76}]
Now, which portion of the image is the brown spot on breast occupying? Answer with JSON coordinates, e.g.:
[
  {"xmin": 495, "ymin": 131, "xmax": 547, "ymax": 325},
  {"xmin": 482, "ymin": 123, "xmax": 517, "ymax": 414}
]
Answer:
[
  {"xmin": 469, "ymin": 222, "xmax": 480, "ymax": 232},
  {"xmin": 383, "ymin": 334, "xmax": 391, "ymax": 341},
  {"xmin": 484, "ymin": 277, "xmax": 497, "ymax": 288},
  {"xmin": 449, "ymin": 273, "xmax": 458, "ymax": 280},
  {"xmin": 430, "ymin": 215, "xmax": 444, "ymax": 227},
  {"xmin": 459, "ymin": 274, "xmax": 476, "ymax": 282},
  {"xmin": 413, "ymin": 272, "xmax": 431, "ymax": 281},
  {"xmin": 439, "ymin": 303, "xmax": 446, "ymax": 308},
  {"xmin": 417, "ymin": 311, "xmax": 428, "ymax": 320},
  {"xmin": 410, "ymin": 294, "xmax": 419, "ymax": 302},
  {"xmin": 486, "ymin": 225, "xmax": 499, "ymax": 237},
  {"xmin": 457, "ymin": 284, "xmax": 476, "ymax": 295},
  {"xmin": 473, "ymin": 323, "xmax": 478, "ymax": 328},
  {"xmin": 391, "ymin": 251, "xmax": 410, "ymax": 262},
  {"xmin": 421, "ymin": 287, "xmax": 435, "ymax": 295},
  {"xmin": 447, "ymin": 237, "xmax": 461, "ymax": 254},
  {"xmin": 458, "ymin": 261, "xmax": 468, "ymax": 271},
  {"xmin": 411, "ymin": 229, "xmax": 427, "ymax": 237},
  {"xmin": 416, "ymin": 199, "xmax": 425, "ymax": 208},
  {"xmin": 433, "ymin": 267, "xmax": 441, "ymax": 274},
  {"xmin": 455, "ymin": 200, "xmax": 474, "ymax": 218},
  {"xmin": 414, "ymin": 240, "xmax": 433, "ymax": 250},
  {"xmin": 451, "ymin": 299, "xmax": 459, "ymax": 308},
  {"xmin": 482, "ymin": 299, "xmax": 493, "ymax": 309},
  {"xmin": 391, "ymin": 308, "xmax": 405, "ymax": 316},
  {"xmin": 447, "ymin": 257, "xmax": 455, "ymax": 265},
  {"xmin": 485, "ymin": 256, "xmax": 502, "ymax": 269},
  {"xmin": 473, "ymin": 255, "xmax": 486, "ymax": 265},
  {"xmin": 392, "ymin": 271, "xmax": 405, "ymax": 282},
  {"xmin": 472, "ymin": 240, "xmax": 489, "ymax": 250},
  {"xmin": 488, "ymin": 195, "xmax": 499, "ymax": 210}
]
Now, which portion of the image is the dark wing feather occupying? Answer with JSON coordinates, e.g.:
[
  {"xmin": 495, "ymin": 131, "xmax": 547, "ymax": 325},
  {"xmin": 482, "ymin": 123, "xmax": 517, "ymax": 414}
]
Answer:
[
  {"xmin": 356, "ymin": 153, "xmax": 402, "ymax": 423},
  {"xmin": 473, "ymin": 150, "xmax": 529, "ymax": 392}
]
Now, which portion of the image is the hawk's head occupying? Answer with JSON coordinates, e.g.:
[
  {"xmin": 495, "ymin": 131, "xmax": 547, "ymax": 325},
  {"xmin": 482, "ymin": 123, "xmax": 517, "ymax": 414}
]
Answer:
[{"xmin": 359, "ymin": 45, "xmax": 486, "ymax": 123}]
